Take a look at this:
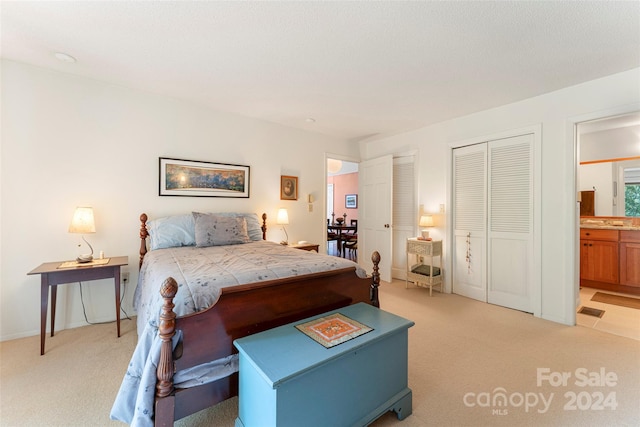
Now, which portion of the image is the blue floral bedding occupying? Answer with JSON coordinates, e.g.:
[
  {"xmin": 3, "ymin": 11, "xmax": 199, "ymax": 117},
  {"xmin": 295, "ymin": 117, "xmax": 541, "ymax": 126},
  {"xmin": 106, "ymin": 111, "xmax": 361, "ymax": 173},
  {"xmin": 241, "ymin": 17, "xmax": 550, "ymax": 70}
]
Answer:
[{"xmin": 111, "ymin": 241, "xmax": 365, "ymax": 426}]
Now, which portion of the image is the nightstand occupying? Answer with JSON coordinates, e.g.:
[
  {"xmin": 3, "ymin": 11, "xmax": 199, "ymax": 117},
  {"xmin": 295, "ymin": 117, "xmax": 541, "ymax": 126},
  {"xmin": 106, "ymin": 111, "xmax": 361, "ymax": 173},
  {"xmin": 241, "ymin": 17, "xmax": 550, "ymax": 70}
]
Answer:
[
  {"xmin": 290, "ymin": 243, "xmax": 320, "ymax": 252},
  {"xmin": 406, "ymin": 238, "xmax": 442, "ymax": 295},
  {"xmin": 27, "ymin": 256, "xmax": 128, "ymax": 355}
]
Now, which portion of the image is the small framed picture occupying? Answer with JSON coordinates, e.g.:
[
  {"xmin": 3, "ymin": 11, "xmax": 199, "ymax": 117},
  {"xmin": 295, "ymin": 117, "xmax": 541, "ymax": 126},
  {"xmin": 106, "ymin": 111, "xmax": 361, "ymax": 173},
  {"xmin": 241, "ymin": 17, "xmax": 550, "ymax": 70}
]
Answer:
[
  {"xmin": 281, "ymin": 175, "xmax": 298, "ymax": 200},
  {"xmin": 345, "ymin": 194, "xmax": 358, "ymax": 208}
]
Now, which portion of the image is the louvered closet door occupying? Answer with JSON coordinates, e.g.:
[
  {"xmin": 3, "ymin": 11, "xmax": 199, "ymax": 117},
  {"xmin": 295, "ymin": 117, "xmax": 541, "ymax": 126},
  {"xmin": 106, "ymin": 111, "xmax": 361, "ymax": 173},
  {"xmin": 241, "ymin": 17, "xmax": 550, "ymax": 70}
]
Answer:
[
  {"xmin": 452, "ymin": 144, "xmax": 487, "ymax": 302},
  {"xmin": 487, "ymin": 134, "xmax": 534, "ymax": 312},
  {"xmin": 392, "ymin": 157, "xmax": 416, "ymax": 279}
]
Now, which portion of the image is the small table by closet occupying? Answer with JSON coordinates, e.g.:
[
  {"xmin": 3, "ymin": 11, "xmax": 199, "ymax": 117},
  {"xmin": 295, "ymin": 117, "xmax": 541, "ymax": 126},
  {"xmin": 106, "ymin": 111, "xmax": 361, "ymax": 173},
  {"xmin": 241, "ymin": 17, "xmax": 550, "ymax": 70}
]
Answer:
[
  {"xmin": 27, "ymin": 256, "xmax": 128, "ymax": 355},
  {"xmin": 406, "ymin": 238, "xmax": 443, "ymax": 296}
]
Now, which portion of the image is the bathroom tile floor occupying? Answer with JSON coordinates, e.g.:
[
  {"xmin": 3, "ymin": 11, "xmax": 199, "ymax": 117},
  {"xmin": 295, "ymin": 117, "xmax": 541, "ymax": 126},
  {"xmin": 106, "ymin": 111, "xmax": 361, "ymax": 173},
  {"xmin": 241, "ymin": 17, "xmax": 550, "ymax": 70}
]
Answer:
[{"xmin": 577, "ymin": 287, "xmax": 640, "ymax": 341}]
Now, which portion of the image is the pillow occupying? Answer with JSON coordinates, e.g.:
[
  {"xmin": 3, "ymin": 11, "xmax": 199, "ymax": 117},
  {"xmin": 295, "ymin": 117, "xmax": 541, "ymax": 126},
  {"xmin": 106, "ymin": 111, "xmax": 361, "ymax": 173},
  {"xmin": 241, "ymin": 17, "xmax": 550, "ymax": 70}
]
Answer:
[
  {"xmin": 193, "ymin": 212, "xmax": 251, "ymax": 247},
  {"xmin": 147, "ymin": 214, "xmax": 196, "ymax": 250},
  {"xmin": 212, "ymin": 212, "xmax": 263, "ymax": 241}
]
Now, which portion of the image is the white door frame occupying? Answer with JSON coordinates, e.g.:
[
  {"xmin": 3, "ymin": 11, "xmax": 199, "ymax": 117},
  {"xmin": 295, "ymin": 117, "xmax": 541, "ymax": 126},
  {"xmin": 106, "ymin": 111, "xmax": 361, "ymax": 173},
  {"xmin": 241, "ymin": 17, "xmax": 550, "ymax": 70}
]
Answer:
[
  {"xmin": 568, "ymin": 103, "xmax": 640, "ymax": 324},
  {"xmin": 325, "ymin": 153, "xmax": 360, "ymax": 255}
]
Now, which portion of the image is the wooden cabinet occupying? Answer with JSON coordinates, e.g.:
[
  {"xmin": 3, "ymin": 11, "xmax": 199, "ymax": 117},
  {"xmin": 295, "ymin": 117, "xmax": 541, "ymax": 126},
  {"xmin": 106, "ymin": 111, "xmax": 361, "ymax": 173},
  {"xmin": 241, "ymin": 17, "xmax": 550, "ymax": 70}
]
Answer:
[
  {"xmin": 580, "ymin": 229, "xmax": 619, "ymax": 285},
  {"xmin": 580, "ymin": 228, "xmax": 640, "ymax": 294},
  {"xmin": 580, "ymin": 240, "xmax": 619, "ymax": 284},
  {"xmin": 620, "ymin": 231, "xmax": 640, "ymax": 288},
  {"xmin": 579, "ymin": 191, "xmax": 595, "ymax": 216}
]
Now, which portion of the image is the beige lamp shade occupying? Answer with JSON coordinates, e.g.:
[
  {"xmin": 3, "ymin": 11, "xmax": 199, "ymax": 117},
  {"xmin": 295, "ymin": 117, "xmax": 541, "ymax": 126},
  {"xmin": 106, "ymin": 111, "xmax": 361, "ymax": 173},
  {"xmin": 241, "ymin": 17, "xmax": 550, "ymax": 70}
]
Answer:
[
  {"xmin": 419, "ymin": 215, "xmax": 433, "ymax": 227},
  {"xmin": 69, "ymin": 207, "xmax": 96, "ymax": 233},
  {"xmin": 419, "ymin": 215, "xmax": 433, "ymax": 239},
  {"xmin": 69, "ymin": 207, "xmax": 95, "ymax": 262},
  {"xmin": 276, "ymin": 208, "xmax": 289, "ymax": 225}
]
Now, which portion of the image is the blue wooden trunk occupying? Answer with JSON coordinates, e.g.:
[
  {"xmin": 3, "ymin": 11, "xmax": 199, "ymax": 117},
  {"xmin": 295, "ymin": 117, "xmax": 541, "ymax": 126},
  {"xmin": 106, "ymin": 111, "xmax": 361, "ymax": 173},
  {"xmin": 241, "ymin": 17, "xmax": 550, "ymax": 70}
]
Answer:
[{"xmin": 233, "ymin": 303, "xmax": 414, "ymax": 427}]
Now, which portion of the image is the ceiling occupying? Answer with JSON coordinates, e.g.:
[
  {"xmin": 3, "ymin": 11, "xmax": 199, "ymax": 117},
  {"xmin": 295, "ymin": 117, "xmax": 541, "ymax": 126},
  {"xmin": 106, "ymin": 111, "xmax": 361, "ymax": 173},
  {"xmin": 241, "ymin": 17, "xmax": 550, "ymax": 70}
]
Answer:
[{"xmin": 2, "ymin": 1, "xmax": 639, "ymax": 143}]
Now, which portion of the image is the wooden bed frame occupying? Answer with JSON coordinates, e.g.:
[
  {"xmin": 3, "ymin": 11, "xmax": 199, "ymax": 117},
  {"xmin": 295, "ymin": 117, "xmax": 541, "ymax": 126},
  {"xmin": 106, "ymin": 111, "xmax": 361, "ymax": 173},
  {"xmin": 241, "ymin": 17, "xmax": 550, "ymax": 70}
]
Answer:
[{"xmin": 138, "ymin": 213, "xmax": 381, "ymax": 426}]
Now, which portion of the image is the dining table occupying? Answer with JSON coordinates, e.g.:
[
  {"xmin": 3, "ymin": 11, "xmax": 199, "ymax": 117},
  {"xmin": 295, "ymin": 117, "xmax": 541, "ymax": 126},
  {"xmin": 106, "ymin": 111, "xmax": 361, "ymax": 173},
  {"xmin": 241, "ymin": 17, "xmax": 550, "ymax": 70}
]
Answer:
[{"xmin": 327, "ymin": 223, "xmax": 357, "ymax": 257}]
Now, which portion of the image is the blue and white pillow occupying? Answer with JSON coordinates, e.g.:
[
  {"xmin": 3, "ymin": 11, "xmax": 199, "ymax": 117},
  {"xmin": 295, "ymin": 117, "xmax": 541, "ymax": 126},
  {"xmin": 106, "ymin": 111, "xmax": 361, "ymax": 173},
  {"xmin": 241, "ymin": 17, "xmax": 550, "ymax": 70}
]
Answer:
[
  {"xmin": 193, "ymin": 213, "xmax": 250, "ymax": 247},
  {"xmin": 147, "ymin": 214, "xmax": 196, "ymax": 250},
  {"xmin": 211, "ymin": 212, "xmax": 263, "ymax": 241},
  {"xmin": 147, "ymin": 212, "xmax": 262, "ymax": 250}
]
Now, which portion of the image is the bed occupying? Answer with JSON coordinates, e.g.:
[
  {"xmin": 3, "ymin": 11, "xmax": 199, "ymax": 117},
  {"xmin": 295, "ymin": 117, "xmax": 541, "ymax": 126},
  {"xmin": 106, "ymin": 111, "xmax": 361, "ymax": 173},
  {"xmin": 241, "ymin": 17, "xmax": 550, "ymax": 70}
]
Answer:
[{"xmin": 111, "ymin": 212, "xmax": 381, "ymax": 427}]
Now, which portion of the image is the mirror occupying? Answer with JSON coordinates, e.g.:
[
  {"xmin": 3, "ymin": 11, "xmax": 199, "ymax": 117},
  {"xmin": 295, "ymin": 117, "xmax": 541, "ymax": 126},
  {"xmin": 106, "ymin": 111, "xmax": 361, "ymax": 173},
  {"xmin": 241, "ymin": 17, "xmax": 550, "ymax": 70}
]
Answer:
[{"xmin": 578, "ymin": 112, "xmax": 640, "ymax": 218}]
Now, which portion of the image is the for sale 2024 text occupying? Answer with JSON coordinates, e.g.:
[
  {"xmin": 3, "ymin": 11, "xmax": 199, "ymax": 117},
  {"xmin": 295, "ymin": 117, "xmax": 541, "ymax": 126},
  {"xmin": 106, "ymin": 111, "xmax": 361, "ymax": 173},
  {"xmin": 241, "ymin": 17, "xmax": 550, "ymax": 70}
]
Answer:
[{"xmin": 538, "ymin": 367, "xmax": 618, "ymax": 411}]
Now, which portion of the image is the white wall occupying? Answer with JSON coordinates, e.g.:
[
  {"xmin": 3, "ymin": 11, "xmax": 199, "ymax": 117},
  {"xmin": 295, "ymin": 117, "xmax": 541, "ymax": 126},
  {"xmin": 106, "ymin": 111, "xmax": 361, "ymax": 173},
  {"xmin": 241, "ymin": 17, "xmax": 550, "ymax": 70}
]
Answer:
[
  {"xmin": 580, "ymin": 125, "xmax": 640, "ymax": 162},
  {"xmin": 359, "ymin": 68, "xmax": 640, "ymax": 325},
  {"xmin": 579, "ymin": 163, "xmax": 614, "ymax": 216},
  {"xmin": 0, "ymin": 60, "xmax": 360, "ymax": 341}
]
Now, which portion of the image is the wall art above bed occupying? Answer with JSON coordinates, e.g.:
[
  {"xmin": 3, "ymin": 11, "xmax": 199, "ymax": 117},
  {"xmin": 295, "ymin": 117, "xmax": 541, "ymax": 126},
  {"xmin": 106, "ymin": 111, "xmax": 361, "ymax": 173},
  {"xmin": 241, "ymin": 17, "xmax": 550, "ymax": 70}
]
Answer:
[{"xmin": 159, "ymin": 157, "xmax": 250, "ymax": 198}]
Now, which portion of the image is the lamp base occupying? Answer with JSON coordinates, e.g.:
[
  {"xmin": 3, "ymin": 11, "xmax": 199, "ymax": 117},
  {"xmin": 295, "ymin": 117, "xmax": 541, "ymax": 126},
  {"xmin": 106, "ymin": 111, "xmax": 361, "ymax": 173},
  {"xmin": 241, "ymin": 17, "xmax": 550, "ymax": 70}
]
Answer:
[
  {"xmin": 421, "ymin": 230, "xmax": 430, "ymax": 239},
  {"xmin": 76, "ymin": 254, "xmax": 93, "ymax": 263}
]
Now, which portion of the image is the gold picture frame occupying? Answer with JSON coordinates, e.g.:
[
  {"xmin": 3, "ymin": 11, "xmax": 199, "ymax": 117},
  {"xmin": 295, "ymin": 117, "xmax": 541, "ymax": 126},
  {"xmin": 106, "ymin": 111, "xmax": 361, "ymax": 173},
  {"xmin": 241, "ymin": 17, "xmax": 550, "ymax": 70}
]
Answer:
[{"xmin": 280, "ymin": 175, "xmax": 298, "ymax": 200}]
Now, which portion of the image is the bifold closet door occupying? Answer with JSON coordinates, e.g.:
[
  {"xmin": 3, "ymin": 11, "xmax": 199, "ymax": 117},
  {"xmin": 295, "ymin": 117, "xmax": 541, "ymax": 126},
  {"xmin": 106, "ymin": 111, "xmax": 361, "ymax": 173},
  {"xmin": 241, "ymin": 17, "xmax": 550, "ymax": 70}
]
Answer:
[
  {"xmin": 452, "ymin": 144, "xmax": 487, "ymax": 302},
  {"xmin": 453, "ymin": 134, "xmax": 534, "ymax": 313},
  {"xmin": 486, "ymin": 134, "xmax": 534, "ymax": 313}
]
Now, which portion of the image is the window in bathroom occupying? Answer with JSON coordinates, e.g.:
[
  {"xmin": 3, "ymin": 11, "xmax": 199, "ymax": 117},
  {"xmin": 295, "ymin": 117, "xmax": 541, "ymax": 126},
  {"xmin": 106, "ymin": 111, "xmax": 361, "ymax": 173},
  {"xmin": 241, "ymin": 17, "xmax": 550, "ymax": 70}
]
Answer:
[{"xmin": 624, "ymin": 167, "xmax": 640, "ymax": 217}]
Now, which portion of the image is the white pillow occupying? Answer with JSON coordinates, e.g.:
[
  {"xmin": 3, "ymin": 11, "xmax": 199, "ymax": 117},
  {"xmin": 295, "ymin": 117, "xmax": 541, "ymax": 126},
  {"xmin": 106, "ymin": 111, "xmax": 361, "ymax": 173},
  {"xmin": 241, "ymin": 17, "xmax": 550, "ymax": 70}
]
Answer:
[{"xmin": 147, "ymin": 214, "xmax": 196, "ymax": 250}]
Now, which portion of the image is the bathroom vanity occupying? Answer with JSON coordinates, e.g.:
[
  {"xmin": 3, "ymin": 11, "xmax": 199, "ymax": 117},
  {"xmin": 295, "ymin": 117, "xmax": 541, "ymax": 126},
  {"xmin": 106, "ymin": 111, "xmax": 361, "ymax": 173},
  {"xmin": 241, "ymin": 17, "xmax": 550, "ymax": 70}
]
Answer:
[{"xmin": 580, "ymin": 217, "xmax": 640, "ymax": 295}]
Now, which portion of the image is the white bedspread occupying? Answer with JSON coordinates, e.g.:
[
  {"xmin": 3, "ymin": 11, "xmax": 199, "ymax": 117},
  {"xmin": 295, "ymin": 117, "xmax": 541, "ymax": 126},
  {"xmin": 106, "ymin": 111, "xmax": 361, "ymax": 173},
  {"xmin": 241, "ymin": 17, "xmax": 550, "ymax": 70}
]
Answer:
[{"xmin": 111, "ymin": 241, "xmax": 365, "ymax": 426}]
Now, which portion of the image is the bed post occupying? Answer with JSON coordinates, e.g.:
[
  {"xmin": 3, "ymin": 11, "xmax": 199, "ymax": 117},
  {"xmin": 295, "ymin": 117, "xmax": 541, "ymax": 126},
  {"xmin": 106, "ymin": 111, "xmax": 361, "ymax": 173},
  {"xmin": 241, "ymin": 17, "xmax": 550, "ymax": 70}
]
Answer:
[
  {"xmin": 261, "ymin": 213, "xmax": 267, "ymax": 240},
  {"xmin": 370, "ymin": 251, "xmax": 380, "ymax": 308},
  {"xmin": 140, "ymin": 213, "xmax": 149, "ymax": 269},
  {"xmin": 156, "ymin": 277, "xmax": 178, "ymax": 399}
]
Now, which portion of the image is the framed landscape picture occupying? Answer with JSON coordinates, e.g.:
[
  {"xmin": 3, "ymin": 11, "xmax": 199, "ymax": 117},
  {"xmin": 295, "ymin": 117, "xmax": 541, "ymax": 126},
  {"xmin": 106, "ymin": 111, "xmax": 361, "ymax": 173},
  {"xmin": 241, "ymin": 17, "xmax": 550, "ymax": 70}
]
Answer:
[
  {"xmin": 345, "ymin": 194, "xmax": 358, "ymax": 208},
  {"xmin": 159, "ymin": 157, "xmax": 250, "ymax": 198}
]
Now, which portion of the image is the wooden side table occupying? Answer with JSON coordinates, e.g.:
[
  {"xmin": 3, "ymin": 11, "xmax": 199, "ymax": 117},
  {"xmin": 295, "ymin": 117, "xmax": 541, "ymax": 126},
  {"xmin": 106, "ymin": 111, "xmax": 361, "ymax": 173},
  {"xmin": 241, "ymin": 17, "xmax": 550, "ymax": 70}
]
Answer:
[
  {"xmin": 27, "ymin": 256, "xmax": 128, "ymax": 355},
  {"xmin": 289, "ymin": 242, "xmax": 320, "ymax": 252}
]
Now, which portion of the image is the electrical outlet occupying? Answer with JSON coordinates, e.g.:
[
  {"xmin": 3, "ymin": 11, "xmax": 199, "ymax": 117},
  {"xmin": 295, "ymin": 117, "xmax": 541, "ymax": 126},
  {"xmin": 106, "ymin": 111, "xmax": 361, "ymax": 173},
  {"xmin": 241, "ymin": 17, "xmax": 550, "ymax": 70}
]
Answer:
[
  {"xmin": 122, "ymin": 272, "xmax": 130, "ymax": 284},
  {"xmin": 439, "ymin": 204, "xmax": 445, "ymax": 213}
]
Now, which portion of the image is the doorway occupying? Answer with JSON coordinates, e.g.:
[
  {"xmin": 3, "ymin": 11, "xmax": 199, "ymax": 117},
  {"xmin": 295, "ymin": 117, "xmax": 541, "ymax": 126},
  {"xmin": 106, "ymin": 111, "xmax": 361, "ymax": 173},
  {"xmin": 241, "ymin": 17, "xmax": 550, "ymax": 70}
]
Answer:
[
  {"xmin": 575, "ymin": 110, "xmax": 640, "ymax": 340},
  {"xmin": 326, "ymin": 158, "xmax": 359, "ymax": 259}
]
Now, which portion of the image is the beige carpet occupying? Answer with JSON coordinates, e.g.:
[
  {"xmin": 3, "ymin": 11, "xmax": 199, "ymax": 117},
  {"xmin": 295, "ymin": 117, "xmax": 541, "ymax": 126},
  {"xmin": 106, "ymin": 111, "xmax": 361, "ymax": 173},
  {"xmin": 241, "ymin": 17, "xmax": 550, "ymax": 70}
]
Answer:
[{"xmin": 1, "ymin": 280, "xmax": 639, "ymax": 426}]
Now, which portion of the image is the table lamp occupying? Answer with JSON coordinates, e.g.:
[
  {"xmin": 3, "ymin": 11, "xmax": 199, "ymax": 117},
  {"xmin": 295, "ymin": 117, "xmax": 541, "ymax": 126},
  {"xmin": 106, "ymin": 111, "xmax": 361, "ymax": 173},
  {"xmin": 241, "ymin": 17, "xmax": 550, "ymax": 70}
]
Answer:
[
  {"xmin": 419, "ymin": 215, "xmax": 433, "ymax": 239},
  {"xmin": 69, "ymin": 207, "xmax": 96, "ymax": 262},
  {"xmin": 276, "ymin": 208, "xmax": 289, "ymax": 245}
]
